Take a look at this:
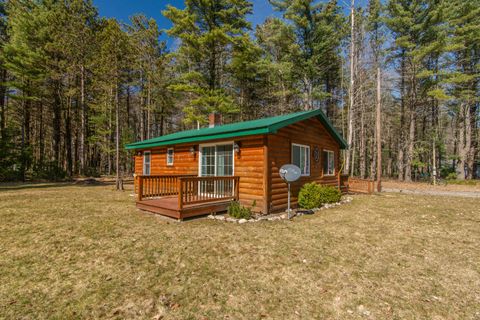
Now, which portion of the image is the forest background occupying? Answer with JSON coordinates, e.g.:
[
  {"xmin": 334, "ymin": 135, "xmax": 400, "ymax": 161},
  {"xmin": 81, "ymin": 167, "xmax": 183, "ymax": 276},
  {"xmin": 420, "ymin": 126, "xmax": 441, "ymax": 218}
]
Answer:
[{"xmin": 0, "ymin": 0, "xmax": 478, "ymax": 184}]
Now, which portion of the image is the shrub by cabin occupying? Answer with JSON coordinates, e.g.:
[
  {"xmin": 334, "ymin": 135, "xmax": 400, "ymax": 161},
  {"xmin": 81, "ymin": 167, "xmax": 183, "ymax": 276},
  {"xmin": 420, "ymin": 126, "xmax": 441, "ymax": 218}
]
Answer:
[{"xmin": 126, "ymin": 109, "xmax": 348, "ymax": 220}]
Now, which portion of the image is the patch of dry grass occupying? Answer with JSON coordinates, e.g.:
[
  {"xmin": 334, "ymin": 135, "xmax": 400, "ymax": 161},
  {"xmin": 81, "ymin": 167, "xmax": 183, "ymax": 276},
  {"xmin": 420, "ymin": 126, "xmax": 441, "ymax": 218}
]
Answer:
[
  {"xmin": 383, "ymin": 179, "xmax": 480, "ymax": 192},
  {"xmin": 0, "ymin": 184, "xmax": 479, "ymax": 319}
]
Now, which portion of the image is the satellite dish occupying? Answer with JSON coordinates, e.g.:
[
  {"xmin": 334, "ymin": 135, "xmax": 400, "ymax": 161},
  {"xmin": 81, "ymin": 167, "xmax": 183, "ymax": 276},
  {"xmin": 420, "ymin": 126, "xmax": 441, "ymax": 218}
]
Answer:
[
  {"xmin": 279, "ymin": 164, "xmax": 302, "ymax": 182},
  {"xmin": 279, "ymin": 164, "xmax": 302, "ymax": 219}
]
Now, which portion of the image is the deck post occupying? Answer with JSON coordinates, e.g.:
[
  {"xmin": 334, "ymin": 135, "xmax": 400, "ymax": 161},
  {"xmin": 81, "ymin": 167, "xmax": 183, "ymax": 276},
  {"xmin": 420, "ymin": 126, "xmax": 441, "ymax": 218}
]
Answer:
[
  {"xmin": 137, "ymin": 176, "xmax": 143, "ymax": 201},
  {"xmin": 235, "ymin": 176, "xmax": 240, "ymax": 200},
  {"xmin": 178, "ymin": 178, "xmax": 183, "ymax": 211}
]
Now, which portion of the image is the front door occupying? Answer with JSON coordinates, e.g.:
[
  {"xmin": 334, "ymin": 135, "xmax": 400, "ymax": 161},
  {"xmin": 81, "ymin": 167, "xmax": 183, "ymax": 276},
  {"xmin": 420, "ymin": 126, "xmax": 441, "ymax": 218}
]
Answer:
[{"xmin": 200, "ymin": 144, "xmax": 234, "ymax": 195}]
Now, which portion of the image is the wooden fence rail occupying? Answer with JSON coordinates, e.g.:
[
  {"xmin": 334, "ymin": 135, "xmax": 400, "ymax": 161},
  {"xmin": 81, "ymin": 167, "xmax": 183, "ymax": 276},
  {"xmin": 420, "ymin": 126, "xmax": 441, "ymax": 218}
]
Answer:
[
  {"xmin": 347, "ymin": 177, "xmax": 376, "ymax": 194},
  {"xmin": 179, "ymin": 176, "xmax": 240, "ymax": 208},
  {"xmin": 137, "ymin": 175, "xmax": 196, "ymax": 201}
]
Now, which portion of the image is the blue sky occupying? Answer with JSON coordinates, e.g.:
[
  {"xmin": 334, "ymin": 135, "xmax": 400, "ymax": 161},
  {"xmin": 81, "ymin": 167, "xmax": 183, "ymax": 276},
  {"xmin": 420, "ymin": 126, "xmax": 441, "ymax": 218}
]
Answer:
[
  {"xmin": 93, "ymin": 0, "xmax": 280, "ymax": 45},
  {"xmin": 92, "ymin": 1, "xmax": 367, "ymax": 48}
]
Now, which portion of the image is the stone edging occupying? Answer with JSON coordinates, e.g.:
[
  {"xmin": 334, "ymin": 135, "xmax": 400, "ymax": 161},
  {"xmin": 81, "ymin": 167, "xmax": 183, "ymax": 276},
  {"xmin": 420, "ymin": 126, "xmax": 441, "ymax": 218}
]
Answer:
[{"xmin": 207, "ymin": 196, "xmax": 353, "ymax": 223}]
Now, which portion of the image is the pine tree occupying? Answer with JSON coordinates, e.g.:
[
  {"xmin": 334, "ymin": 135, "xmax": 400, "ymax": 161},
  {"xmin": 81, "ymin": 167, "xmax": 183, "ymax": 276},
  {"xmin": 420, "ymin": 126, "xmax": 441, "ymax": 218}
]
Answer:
[
  {"xmin": 163, "ymin": 0, "xmax": 252, "ymax": 126},
  {"xmin": 269, "ymin": 0, "xmax": 346, "ymax": 112},
  {"xmin": 367, "ymin": 0, "xmax": 385, "ymax": 188},
  {"xmin": 442, "ymin": 0, "xmax": 480, "ymax": 179},
  {"xmin": 93, "ymin": 19, "xmax": 131, "ymax": 189},
  {"xmin": 256, "ymin": 17, "xmax": 300, "ymax": 114},
  {"xmin": 230, "ymin": 34, "xmax": 269, "ymax": 119},
  {"xmin": 128, "ymin": 14, "xmax": 167, "ymax": 140},
  {"xmin": 386, "ymin": 0, "xmax": 427, "ymax": 181}
]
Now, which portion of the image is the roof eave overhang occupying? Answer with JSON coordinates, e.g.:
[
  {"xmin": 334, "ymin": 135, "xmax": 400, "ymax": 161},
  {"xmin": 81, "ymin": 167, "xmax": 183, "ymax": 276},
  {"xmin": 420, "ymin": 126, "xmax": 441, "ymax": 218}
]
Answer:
[{"xmin": 125, "ymin": 127, "xmax": 271, "ymax": 150}]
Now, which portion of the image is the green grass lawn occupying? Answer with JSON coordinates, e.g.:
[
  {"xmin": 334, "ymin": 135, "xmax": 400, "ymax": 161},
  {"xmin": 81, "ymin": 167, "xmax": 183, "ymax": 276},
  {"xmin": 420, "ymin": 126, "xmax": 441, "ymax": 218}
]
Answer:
[{"xmin": 0, "ymin": 184, "xmax": 479, "ymax": 319}]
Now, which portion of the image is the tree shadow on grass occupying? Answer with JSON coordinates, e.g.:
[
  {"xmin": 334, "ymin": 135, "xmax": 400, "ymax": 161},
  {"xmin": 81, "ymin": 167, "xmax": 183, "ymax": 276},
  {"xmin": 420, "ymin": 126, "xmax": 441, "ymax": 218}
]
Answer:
[{"xmin": 0, "ymin": 179, "xmax": 133, "ymax": 191}]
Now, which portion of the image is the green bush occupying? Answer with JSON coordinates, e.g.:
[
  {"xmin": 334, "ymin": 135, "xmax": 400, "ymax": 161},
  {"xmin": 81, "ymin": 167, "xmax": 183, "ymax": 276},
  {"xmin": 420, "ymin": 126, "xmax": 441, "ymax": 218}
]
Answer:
[
  {"xmin": 317, "ymin": 185, "xmax": 342, "ymax": 204},
  {"xmin": 298, "ymin": 182, "xmax": 322, "ymax": 209},
  {"xmin": 298, "ymin": 183, "xmax": 341, "ymax": 209},
  {"xmin": 227, "ymin": 201, "xmax": 253, "ymax": 219}
]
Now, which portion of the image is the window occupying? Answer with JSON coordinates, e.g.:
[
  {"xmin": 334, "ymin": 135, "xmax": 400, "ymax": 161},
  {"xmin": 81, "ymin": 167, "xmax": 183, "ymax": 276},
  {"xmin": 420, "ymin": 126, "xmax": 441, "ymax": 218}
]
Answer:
[
  {"xmin": 323, "ymin": 150, "xmax": 335, "ymax": 176},
  {"xmin": 199, "ymin": 143, "xmax": 234, "ymax": 195},
  {"xmin": 216, "ymin": 144, "xmax": 233, "ymax": 176},
  {"xmin": 167, "ymin": 148, "xmax": 174, "ymax": 166},
  {"xmin": 200, "ymin": 146, "xmax": 216, "ymax": 176},
  {"xmin": 292, "ymin": 143, "xmax": 310, "ymax": 176},
  {"xmin": 200, "ymin": 144, "xmax": 233, "ymax": 177},
  {"xmin": 143, "ymin": 151, "xmax": 151, "ymax": 175}
]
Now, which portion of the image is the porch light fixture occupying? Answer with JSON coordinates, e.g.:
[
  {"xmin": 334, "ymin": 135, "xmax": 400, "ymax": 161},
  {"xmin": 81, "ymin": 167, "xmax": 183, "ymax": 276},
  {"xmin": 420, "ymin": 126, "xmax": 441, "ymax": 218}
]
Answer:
[
  {"xmin": 233, "ymin": 142, "xmax": 240, "ymax": 153},
  {"xmin": 190, "ymin": 146, "xmax": 196, "ymax": 155}
]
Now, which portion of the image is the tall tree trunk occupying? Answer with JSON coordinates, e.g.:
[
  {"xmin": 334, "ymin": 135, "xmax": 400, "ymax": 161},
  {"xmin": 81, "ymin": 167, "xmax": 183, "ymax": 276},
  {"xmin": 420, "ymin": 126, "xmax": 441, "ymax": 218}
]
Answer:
[
  {"xmin": 79, "ymin": 65, "xmax": 86, "ymax": 175},
  {"xmin": 21, "ymin": 96, "xmax": 31, "ymax": 181},
  {"xmin": 53, "ymin": 83, "xmax": 62, "ymax": 167},
  {"xmin": 159, "ymin": 105, "xmax": 165, "ymax": 136},
  {"xmin": 346, "ymin": 0, "xmax": 355, "ymax": 175},
  {"xmin": 359, "ymin": 88, "xmax": 366, "ymax": 178},
  {"xmin": 107, "ymin": 87, "xmax": 113, "ymax": 175},
  {"xmin": 405, "ymin": 104, "xmax": 416, "ymax": 182},
  {"xmin": 115, "ymin": 82, "xmax": 123, "ymax": 190},
  {"xmin": 0, "ymin": 69, "xmax": 7, "ymax": 140},
  {"xmin": 65, "ymin": 98, "xmax": 73, "ymax": 177},
  {"xmin": 456, "ymin": 103, "xmax": 471, "ymax": 179},
  {"xmin": 140, "ymin": 73, "xmax": 145, "ymax": 141},
  {"xmin": 39, "ymin": 102, "xmax": 44, "ymax": 168},
  {"xmin": 397, "ymin": 53, "xmax": 406, "ymax": 181},
  {"xmin": 466, "ymin": 103, "xmax": 476, "ymax": 179},
  {"xmin": 404, "ymin": 61, "xmax": 418, "ymax": 182},
  {"xmin": 376, "ymin": 67, "xmax": 382, "ymax": 191},
  {"xmin": 146, "ymin": 81, "xmax": 151, "ymax": 139}
]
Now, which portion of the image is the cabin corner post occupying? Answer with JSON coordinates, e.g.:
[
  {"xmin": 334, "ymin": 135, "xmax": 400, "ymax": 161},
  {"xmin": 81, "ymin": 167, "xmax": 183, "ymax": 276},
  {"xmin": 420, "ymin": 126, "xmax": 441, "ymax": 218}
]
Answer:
[
  {"xmin": 263, "ymin": 135, "xmax": 270, "ymax": 215},
  {"xmin": 137, "ymin": 176, "xmax": 143, "ymax": 201}
]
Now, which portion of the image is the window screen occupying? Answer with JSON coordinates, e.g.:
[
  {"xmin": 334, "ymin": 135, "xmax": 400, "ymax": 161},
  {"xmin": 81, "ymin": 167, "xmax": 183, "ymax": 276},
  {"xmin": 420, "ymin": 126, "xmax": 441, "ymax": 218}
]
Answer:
[
  {"xmin": 323, "ymin": 150, "xmax": 335, "ymax": 175},
  {"xmin": 292, "ymin": 144, "xmax": 310, "ymax": 176},
  {"xmin": 167, "ymin": 148, "xmax": 174, "ymax": 165},
  {"xmin": 143, "ymin": 151, "xmax": 151, "ymax": 175}
]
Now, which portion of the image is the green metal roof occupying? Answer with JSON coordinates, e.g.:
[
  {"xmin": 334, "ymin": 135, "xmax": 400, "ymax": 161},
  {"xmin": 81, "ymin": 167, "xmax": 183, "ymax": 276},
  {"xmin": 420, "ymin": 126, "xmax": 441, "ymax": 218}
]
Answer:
[{"xmin": 125, "ymin": 109, "xmax": 348, "ymax": 150}]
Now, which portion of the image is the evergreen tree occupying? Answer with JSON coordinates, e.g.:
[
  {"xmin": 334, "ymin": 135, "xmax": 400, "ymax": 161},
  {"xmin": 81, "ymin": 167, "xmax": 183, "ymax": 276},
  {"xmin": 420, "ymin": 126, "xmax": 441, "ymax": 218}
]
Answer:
[
  {"xmin": 163, "ymin": 0, "xmax": 252, "ymax": 126},
  {"xmin": 269, "ymin": 0, "xmax": 346, "ymax": 113},
  {"xmin": 128, "ymin": 14, "xmax": 168, "ymax": 140},
  {"xmin": 256, "ymin": 17, "xmax": 300, "ymax": 113},
  {"xmin": 442, "ymin": 0, "xmax": 480, "ymax": 179},
  {"xmin": 92, "ymin": 18, "xmax": 131, "ymax": 188}
]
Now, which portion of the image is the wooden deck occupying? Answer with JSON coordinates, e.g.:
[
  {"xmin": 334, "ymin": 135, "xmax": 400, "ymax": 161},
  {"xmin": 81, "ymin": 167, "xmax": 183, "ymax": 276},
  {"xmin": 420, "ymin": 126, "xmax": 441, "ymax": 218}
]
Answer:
[
  {"xmin": 136, "ymin": 196, "xmax": 232, "ymax": 220},
  {"xmin": 135, "ymin": 175, "xmax": 239, "ymax": 220}
]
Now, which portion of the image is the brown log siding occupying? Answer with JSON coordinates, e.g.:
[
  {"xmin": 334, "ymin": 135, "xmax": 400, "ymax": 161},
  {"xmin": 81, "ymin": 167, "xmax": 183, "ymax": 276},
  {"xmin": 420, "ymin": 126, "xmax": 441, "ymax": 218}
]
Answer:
[{"xmin": 267, "ymin": 117, "xmax": 340, "ymax": 212}]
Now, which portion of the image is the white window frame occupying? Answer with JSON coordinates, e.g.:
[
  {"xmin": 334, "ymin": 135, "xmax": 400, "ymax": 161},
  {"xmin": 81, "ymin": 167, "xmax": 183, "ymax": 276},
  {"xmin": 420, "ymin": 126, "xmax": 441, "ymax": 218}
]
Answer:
[
  {"xmin": 143, "ymin": 151, "xmax": 151, "ymax": 175},
  {"xmin": 323, "ymin": 149, "xmax": 335, "ymax": 176},
  {"xmin": 291, "ymin": 143, "xmax": 310, "ymax": 176},
  {"xmin": 166, "ymin": 148, "xmax": 174, "ymax": 166},
  {"xmin": 198, "ymin": 141, "xmax": 235, "ymax": 177}
]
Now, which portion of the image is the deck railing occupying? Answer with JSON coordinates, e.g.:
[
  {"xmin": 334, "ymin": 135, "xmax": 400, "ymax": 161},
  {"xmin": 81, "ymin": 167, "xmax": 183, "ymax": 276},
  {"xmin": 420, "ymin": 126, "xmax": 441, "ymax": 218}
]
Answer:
[
  {"xmin": 178, "ymin": 176, "xmax": 240, "ymax": 209},
  {"xmin": 137, "ymin": 175, "xmax": 196, "ymax": 201},
  {"xmin": 337, "ymin": 174, "xmax": 377, "ymax": 194},
  {"xmin": 137, "ymin": 175, "xmax": 240, "ymax": 208},
  {"xmin": 347, "ymin": 177, "xmax": 376, "ymax": 193}
]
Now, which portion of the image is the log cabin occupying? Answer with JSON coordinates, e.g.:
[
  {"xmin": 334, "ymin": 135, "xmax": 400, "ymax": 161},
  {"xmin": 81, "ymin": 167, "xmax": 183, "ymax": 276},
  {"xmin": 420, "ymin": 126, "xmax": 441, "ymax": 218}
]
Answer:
[{"xmin": 126, "ymin": 109, "xmax": 348, "ymax": 220}]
